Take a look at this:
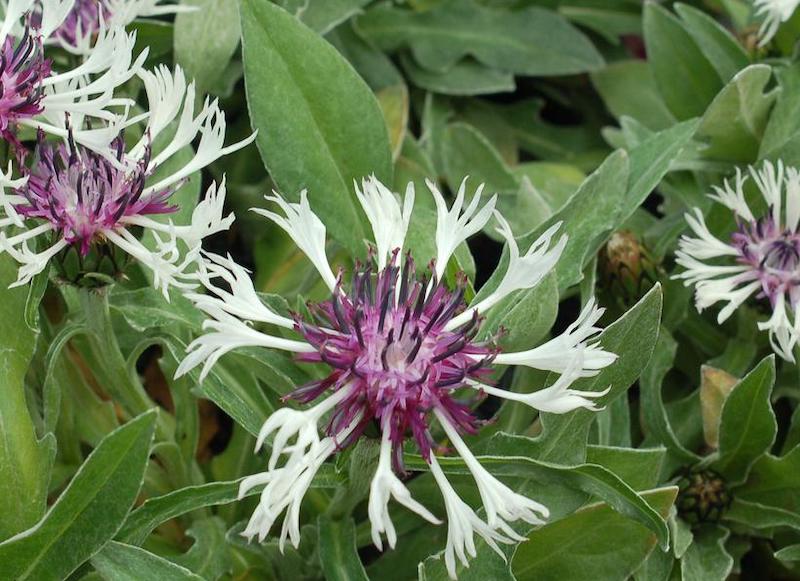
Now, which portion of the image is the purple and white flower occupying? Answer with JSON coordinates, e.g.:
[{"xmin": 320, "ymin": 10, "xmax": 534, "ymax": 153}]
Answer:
[
  {"xmin": 0, "ymin": 0, "xmax": 147, "ymax": 151},
  {"xmin": 177, "ymin": 175, "xmax": 618, "ymax": 578},
  {"xmin": 753, "ymin": 0, "xmax": 800, "ymax": 46},
  {"xmin": 0, "ymin": 65, "xmax": 255, "ymax": 294},
  {"xmin": 675, "ymin": 160, "xmax": 800, "ymax": 360}
]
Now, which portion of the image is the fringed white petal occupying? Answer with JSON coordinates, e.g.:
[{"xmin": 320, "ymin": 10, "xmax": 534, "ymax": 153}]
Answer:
[
  {"xmin": 428, "ymin": 178, "xmax": 497, "ymax": 280},
  {"xmin": 182, "ymin": 251, "xmax": 295, "ymax": 329},
  {"xmin": 494, "ymin": 299, "xmax": 617, "ymax": 374},
  {"xmin": 252, "ymin": 191, "xmax": 338, "ymax": 291},
  {"xmin": 469, "ymin": 350, "xmax": 610, "ymax": 414},
  {"xmin": 176, "ymin": 308, "xmax": 314, "ymax": 381},
  {"xmin": 428, "ymin": 455, "xmax": 514, "ymax": 580},
  {"xmin": 239, "ymin": 412, "xmax": 362, "ymax": 550},
  {"xmin": 369, "ymin": 423, "xmax": 440, "ymax": 551},
  {"xmin": 355, "ymin": 176, "xmax": 414, "ymax": 270},
  {"xmin": 447, "ymin": 213, "xmax": 566, "ymax": 329},
  {"xmin": 435, "ymin": 409, "xmax": 549, "ymax": 528},
  {"xmin": 123, "ymin": 179, "xmax": 235, "ymax": 248},
  {"xmin": 709, "ymin": 167, "xmax": 754, "ymax": 223},
  {"xmin": 757, "ymin": 294, "xmax": 799, "ymax": 361},
  {"xmin": 679, "ymin": 208, "xmax": 740, "ymax": 260},
  {"xmin": 0, "ymin": 229, "xmax": 67, "ymax": 287}
]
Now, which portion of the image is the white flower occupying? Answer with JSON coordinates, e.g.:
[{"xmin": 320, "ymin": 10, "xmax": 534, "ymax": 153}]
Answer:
[
  {"xmin": 177, "ymin": 175, "xmax": 618, "ymax": 571},
  {"xmin": 675, "ymin": 159, "xmax": 800, "ymax": 361}
]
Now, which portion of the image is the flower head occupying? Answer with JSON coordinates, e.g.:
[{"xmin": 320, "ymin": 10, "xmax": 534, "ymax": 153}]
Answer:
[
  {"xmin": 0, "ymin": 65, "xmax": 255, "ymax": 293},
  {"xmin": 0, "ymin": 0, "xmax": 148, "ymax": 152},
  {"xmin": 675, "ymin": 160, "xmax": 800, "ymax": 360},
  {"xmin": 178, "ymin": 177, "xmax": 618, "ymax": 578},
  {"xmin": 754, "ymin": 0, "xmax": 800, "ymax": 46}
]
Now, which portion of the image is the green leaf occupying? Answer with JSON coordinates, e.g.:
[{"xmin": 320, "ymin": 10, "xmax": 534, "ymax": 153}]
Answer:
[
  {"xmin": 317, "ymin": 516, "xmax": 369, "ymax": 581},
  {"xmin": 591, "ymin": 60, "xmax": 675, "ymax": 131},
  {"xmin": 680, "ymin": 526, "xmax": 733, "ymax": 581},
  {"xmin": 759, "ymin": 64, "xmax": 800, "ymax": 165},
  {"xmin": 775, "ymin": 544, "xmax": 800, "ymax": 562},
  {"xmin": 558, "ymin": 1, "xmax": 641, "ymax": 43},
  {"xmin": 406, "ymin": 452, "xmax": 671, "ymax": 549},
  {"xmin": 643, "ymin": 3, "xmax": 722, "ymax": 120},
  {"xmin": 0, "ymin": 411, "xmax": 157, "ymax": 581},
  {"xmin": 673, "ymin": 3, "xmax": 750, "ymax": 83},
  {"xmin": 0, "ymin": 255, "xmax": 54, "ymax": 539},
  {"xmin": 478, "ymin": 149, "xmax": 629, "ymax": 296},
  {"xmin": 639, "ymin": 329, "xmax": 701, "ymax": 462},
  {"xmin": 400, "ymin": 53, "xmax": 515, "ymax": 96},
  {"xmin": 171, "ymin": 516, "xmax": 231, "ymax": 579},
  {"xmin": 525, "ymin": 285, "xmax": 663, "ymax": 464},
  {"xmin": 725, "ymin": 498, "xmax": 800, "ymax": 531},
  {"xmin": 92, "ymin": 541, "xmax": 203, "ymax": 580},
  {"xmin": 511, "ymin": 487, "xmax": 677, "ymax": 580},
  {"xmin": 712, "ymin": 356, "xmax": 777, "ymax": 484},
  {"xmin": 241, "ymin": 0, "xmax": 392, "ymax": 254},
  {"xmin": 279, "ymin": 0, "xmax": 372, "ymax": 35},
  {"xmin": 585, "ymin": 446, "xmax": 665, "ymax": 491},
  {"xmin": 174, "ymin": 0, "xmax": 241, "ymax": 95},
  {"xmin": 355, "ymin": 0, "xmax": 603, "ymax": 76},
  {"xmin": 696, "ymin": 65, "xmax": 777, "ymax": 163},
  {"xmin": 735, "ymin": 444, "xmax": 800, "ymax": 514},
  {"xmin": 625, "ymin": 118, "xmax": 700, "ymax": 216}
]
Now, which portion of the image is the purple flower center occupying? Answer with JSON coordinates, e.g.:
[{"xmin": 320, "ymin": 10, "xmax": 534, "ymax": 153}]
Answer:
[
  {"xmin": 14, "ymin": 131, "xmax": 177, "ymax": 256},
  {"xmin": 290, "ymin": 253, "xmax": 496, "ymax": 472},
  {"xmin": 0, "ymin": 27, "xmax": 50, "ymax": 141},
  {"xmin": 734, "ymin": 216, "xmax": 800, "ymax": 307}
]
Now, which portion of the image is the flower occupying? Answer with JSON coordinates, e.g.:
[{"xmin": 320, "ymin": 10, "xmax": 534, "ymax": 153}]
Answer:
[
  {"xmin": 675, "ymin": 160, "xmax": 800, "ymax": 361},
  {"xmin": 177, "ymin": 176, "xmax": 618, "ymax": 578},
  {"xmin": 0, "ymin": 0, "xmax": 147, "ymax": 151},
  {"xmin": 48, "ymin": 0, "xmax": 193, "ymax": 53},
  {"xmin": 0, "ymin": 65, "xmax": 255, "ymax": 293},
  {"xmin": 753, "ymin": 0, "xmax": 800, "ymax": 46}
]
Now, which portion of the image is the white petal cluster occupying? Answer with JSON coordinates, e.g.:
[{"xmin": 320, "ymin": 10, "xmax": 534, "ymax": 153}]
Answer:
[
  {"xmin": 239, "ymin": 388, "xmax": 360, "ymax": 549},
  {"xmin": 754, "ymin": 0, "xmax": 800, "ymax": 46}
]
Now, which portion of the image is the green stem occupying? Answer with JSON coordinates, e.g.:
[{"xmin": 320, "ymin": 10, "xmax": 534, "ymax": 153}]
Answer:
[{"xmin": 79, "ymin": 287, "xmax": 173, "ymax": 439}]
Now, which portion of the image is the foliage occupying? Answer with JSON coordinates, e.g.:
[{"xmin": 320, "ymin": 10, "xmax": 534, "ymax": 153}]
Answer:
[{"xmin": 3, "ymin": 1, "xmax": 800, "ymax": 580}]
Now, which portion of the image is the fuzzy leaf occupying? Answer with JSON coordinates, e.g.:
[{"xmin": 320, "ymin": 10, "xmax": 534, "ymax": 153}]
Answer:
[{"xmin": 242, "ymin": 0, "xmax": 392, "ymax": 254}]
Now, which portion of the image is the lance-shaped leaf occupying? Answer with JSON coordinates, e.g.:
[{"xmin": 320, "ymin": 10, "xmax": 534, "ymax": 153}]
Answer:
[
  {"xmin": 0, "ymin": 411, "xmax": 157, "ymax": 580},
  {"xmin": 92, "ymin": 541, "xmax": 203, "ymax": 581},
  {"xmin": 712, "ymin": 356, "xmax": 777, "ymax": 484},
  {"xmin": 242, "ymin": 0, "xmax": 392, "ymax": 254},
  {"xmin": 355, "ymin": 0, "xmax": 603, "ymax": 76},
  {"xmin": 0, "ymin": 255, "xmax": 54, "ymax": 539},
  {"xmin": 511, "ymin": 487, "xmax": 677, "ymax": 580}
]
